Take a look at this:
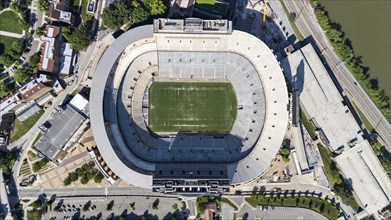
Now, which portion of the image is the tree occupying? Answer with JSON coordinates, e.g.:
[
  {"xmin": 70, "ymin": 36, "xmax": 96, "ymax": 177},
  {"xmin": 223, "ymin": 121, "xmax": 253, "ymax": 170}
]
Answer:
[
  {"xmin": 69, "ymin": 171, "xmax": 79, "ymax": 182},
  {"xmin": 37, "ymin": 0, "xmax": 49, "ymax": 12},
  {"xmin": 13, "ymin": 69, "xmax": 29, "ymax": 83},
  {"xmin": 62, "ymin": 24, "xmax": 92, "ymax": 52},
  {"xmin": 131, "ymin": 7, "xmax": 149, "ymax": 24},
  {"xmin": 143, "ymin": 0, "xmax": 166, "ymax": 15},
  {"xmin": 93, "ymin": 172, "xmax": 104, "ymax": 183},
  {"xmin": 129, "ymin": 202, "xmax": 135, "ymax": 210},
  {"xmin": 0, "ymin": 150, "xmax": 19, "ymax": 174},
  {"xmin": 80, "ymin": 175, "xmax": 89, "ymax": 184},
  {"xmin": 35, "ymin": 26, "xmax": 45, "ymax": 37},
  {"xmin": 82, "ymin": 204, "xmax": 89, "ymax": 212},
  {"xmin": 0, "ymin": 82, "xmax": 12, "ymax": 98},
  {"xmin": 63, "ymin": 177, "xmax": 71, "ymax": 186},
  {"xmin": 31, "ymin": 200, "xmax": 42, "ymax": 209},
  {"xmin": 101, "ymin": 2, "xmax": 131, "ymax": 29}
]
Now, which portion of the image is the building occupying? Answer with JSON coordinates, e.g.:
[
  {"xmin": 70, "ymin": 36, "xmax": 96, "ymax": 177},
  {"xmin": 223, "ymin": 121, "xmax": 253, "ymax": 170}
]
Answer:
[
  {"xmin": 59, "ymin": 43, "xmax": 73, "ymax": 75},
  {"xmin": 39, "ymin": 26, "xmax": 62, "ymax": 74},
  {"xmin": 39, "ymin": 26, "xmax": 74, "ymax": 75},
  {"xmin": 33, "ymin": 104, "xmax": 88, "ymax": 162},
  {"xmin": 281, "ymin": 43, "xmax": 391, "ymax": 216},
  {"xmin": 90, "ymin": 19, "xmax": 289, "ymax": 192},
  {"xmin": 48, "ymin": 0, "xmax": 72, "ymax": 23},
  {"xmin": 14, "ymin": 75, "xmax": 63, "ymax": 121},
  {"xmin": 0, "ymin": 94, "xmax": 20, "ymax": 119}
]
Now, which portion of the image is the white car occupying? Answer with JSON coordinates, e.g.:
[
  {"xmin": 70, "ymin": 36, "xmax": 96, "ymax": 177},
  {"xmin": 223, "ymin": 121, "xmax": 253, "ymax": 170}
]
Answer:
[
  {"xmin": 9, "ymin": 66, "xmax": 17, "ymax": 73},
  {"xmin": 19, "ymin": 56, "xmax": 26, "ymax": 64}
]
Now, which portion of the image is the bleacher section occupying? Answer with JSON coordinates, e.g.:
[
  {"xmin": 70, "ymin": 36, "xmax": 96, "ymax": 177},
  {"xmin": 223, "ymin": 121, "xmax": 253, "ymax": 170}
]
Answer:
[{"xmin": 90, "ymin": 19, "xmax": 289, "ymax": 189}]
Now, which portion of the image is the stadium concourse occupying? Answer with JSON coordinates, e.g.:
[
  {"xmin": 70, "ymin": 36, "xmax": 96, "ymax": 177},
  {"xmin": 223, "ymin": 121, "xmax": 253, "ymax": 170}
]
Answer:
[{"xmin": 90, "ymin": 19, "xmax": 289, "ymax": 193}]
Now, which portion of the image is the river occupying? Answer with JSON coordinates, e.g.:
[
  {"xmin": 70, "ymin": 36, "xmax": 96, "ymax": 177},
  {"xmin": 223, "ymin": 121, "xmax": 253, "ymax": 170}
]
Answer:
[{"xmin": 319, "ymin": 0, "xmax": 391, "ymax": 97}]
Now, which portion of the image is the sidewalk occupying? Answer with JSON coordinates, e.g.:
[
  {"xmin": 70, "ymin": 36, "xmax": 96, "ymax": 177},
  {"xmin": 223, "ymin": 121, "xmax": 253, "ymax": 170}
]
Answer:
[{"xmin": 0, "ymin": 30, "xmax": 24, "ymax": 38}]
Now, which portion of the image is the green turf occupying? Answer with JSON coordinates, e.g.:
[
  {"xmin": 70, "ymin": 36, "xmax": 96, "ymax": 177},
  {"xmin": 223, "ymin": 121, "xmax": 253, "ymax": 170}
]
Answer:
[
  {"xmin": 0, "ymin": 35, "xmax": 20, "ymax": 55},
  {"xmin": 148, "ymin": 82, "xmax": 237, "ymax": 133},
  {"xmin": 196, "ymin": 0, "xmax": 229, "ymax": 16},
  {"xmin": 0, "ymin": 11, "xmax": 24, "ymax": 34}
]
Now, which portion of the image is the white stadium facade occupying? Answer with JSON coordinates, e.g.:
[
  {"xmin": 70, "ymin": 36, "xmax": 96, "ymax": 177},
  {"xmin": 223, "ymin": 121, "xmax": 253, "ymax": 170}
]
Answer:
[{"xmin": 90, "ymin": 18, "xmax": 289, "ymax": 193}]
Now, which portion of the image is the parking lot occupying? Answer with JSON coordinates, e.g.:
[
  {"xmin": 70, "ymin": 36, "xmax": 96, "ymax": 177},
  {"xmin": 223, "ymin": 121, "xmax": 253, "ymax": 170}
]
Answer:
[
  {"xmin": 237, "ymin": 203, "xmax": 327, "ymax": 220},
  {"xmin": 44, "ymin": 196, "xmax": 188, "ymax": 219}
]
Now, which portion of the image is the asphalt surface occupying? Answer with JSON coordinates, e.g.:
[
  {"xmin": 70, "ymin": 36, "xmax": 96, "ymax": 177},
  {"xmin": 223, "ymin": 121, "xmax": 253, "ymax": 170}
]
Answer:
[
  {"xmin": 44, "ymin": 196, "xmax": 186, "ymax": 220},
  {"xmin": 237, "ymin": 204, "xmax": 328, "ymax": 220},
  {"xmin": 283, "ymin": 0, "xmax": 391, "ymax": 149}
]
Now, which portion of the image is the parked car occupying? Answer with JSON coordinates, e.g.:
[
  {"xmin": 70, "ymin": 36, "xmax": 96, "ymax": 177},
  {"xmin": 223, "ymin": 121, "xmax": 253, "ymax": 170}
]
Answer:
[
  {"xmin": 19, "ymin": 56, "xmax": 26, "ymax": 64},
  {"xmin": 19, "ymin": 181, "xmax": 29, "ymax": 187},
  {"xmin": 9, "ymin": 66, "xmax": 17, "ymax": 73}
]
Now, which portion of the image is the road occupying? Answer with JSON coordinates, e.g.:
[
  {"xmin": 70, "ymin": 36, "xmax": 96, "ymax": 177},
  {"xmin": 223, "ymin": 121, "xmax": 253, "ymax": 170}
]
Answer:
[
  {"xmin": 283, "ymin": 0, "xmax": 391, "ymax": 149},
  {"xmin": 236, "ymin": 175, "xmax": 355, "ymax": 218},
  {"xmin": 18, "ymin": 186, "xmax": 175, "ymax": 198}
]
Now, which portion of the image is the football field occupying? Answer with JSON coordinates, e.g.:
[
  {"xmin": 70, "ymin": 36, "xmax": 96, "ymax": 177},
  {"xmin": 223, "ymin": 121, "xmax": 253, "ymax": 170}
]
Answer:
[{"xmin": 148, "ymin": 82, "xmax": 237, "ymax": 133}]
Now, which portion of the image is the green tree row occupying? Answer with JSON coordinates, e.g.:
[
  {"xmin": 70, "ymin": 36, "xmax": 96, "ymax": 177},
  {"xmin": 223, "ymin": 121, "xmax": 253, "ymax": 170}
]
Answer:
[
  {"xmin": 311, "ymin": 1, "xmax": 391, "ymax": 123},
  {"xmin": 63, "ymin": 162, "xmax": 104, "ymax": 186},
  {"xmin": 32, "ymin": 159, "xmax": 48, "ymax": 173},
  {"xmin": 318, "ymin": 144, "xmax": 361, "ymax": 212},
  {"xmin": 101, "ymin": 0, "xmax": 166, "ymax": 30}
]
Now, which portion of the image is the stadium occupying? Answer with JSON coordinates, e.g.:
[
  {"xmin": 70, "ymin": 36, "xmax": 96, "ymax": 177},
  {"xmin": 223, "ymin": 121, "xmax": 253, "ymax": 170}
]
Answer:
[{"xmin": 90, "ymin": 18, "xmax": 289, "ymax": 193}]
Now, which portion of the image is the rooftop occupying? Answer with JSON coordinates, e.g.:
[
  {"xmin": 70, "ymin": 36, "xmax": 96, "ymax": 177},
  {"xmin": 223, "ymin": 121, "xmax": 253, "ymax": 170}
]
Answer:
[
  {"xmin": 335, "ymin": 140, "xmax": 391, "ymax": 215},
  {"xmin": 154, "ymin": 18, "xmax": 232, "ymax": 33},
  {"xmin": 34, "ymin": 105, "xmax": 86, "ymax": 160},
  {"xmin": 281, "ymin": 44, "xmax": 362, "ymax": 151}
]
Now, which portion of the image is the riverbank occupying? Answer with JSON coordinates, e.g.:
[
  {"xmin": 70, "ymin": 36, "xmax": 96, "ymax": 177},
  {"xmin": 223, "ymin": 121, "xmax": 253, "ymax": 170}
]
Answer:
[
  {"xmin": 319, "ymin": 0, "xmax": 390, "ymax": 98},
  {"xmin": 310, "ymin": 0, "xmax": 391, "ymax": 123}
]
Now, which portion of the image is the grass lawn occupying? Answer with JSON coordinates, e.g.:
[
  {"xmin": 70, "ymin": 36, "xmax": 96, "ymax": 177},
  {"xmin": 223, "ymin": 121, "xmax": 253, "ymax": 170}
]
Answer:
[
  {"xmin": 0, "ymin": 35, "xmax": 20, "ymax": 55},
  {"xmin": 196, "ymin": 0, "xmax": 229, "ymax": 16},
  {"xmin": 352, "ymin": 102, "xmax": 374, "ymax": 132},
  {"xmin": 279, "ymin": 0, "xmax": 305, "ymax": 41},
  {"xmin": 197, "ymin": 0, "xmax": 216, "ymax": 4},
  {"xmin": 11, "ymin": 110, "xmax": 44, "ymax": 143},
  {"xmin": 300, "ymin": 110, "xmax": 317, "ymax": 139},
  {"xmin": 80, "ymin": 0, "xmax": 93, "ymax": 23},
  {"xmin": 221, "ymin": 197, "xmax": 239, "ymax": 211},
  {"xmin": 73, "ymin": 0, "xmax": 81, "ymax": 7},
  {"xmin": 26, "ymin": 209, "xmax": 41, "ymax": 220},
  {"xmin": 0, "ymin": 11, "xmax": 24, "ymax": 34},
  {"xmin": 32, "ymin": 133, "xmax": 42, "ymax": 146},
  {"xmin": 246, "ymin": 195, "xmax": 340, "ymax": 220},
  {"xmin": 148, "ymin": 82, "xmax": 237, "ymax": 133},
  {"xmin": 317, "ymin": 144, "xmax": 342, "ymax": 186}
]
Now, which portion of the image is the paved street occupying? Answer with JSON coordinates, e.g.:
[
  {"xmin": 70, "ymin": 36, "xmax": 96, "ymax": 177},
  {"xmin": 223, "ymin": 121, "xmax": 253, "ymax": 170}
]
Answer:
[
  {"xmin": 283, "ymin": 0, "xmax": 391, "ymax": 149},
  {"xmin": 235, "ymin": 174, "xmax": 355, "ymax": 218}
]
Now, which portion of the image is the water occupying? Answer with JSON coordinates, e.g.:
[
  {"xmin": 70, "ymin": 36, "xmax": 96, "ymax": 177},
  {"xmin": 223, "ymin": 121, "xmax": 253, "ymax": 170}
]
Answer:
[{"xmin": 319, "ymin": 0, "xmax": 391, "ymax": 97}]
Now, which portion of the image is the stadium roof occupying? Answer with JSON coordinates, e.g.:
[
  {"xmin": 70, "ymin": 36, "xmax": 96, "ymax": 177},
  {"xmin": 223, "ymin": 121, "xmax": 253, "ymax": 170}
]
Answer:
[{"xmin": 90, "ymin": 19, "xmax": 289, "ymax": 188}]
